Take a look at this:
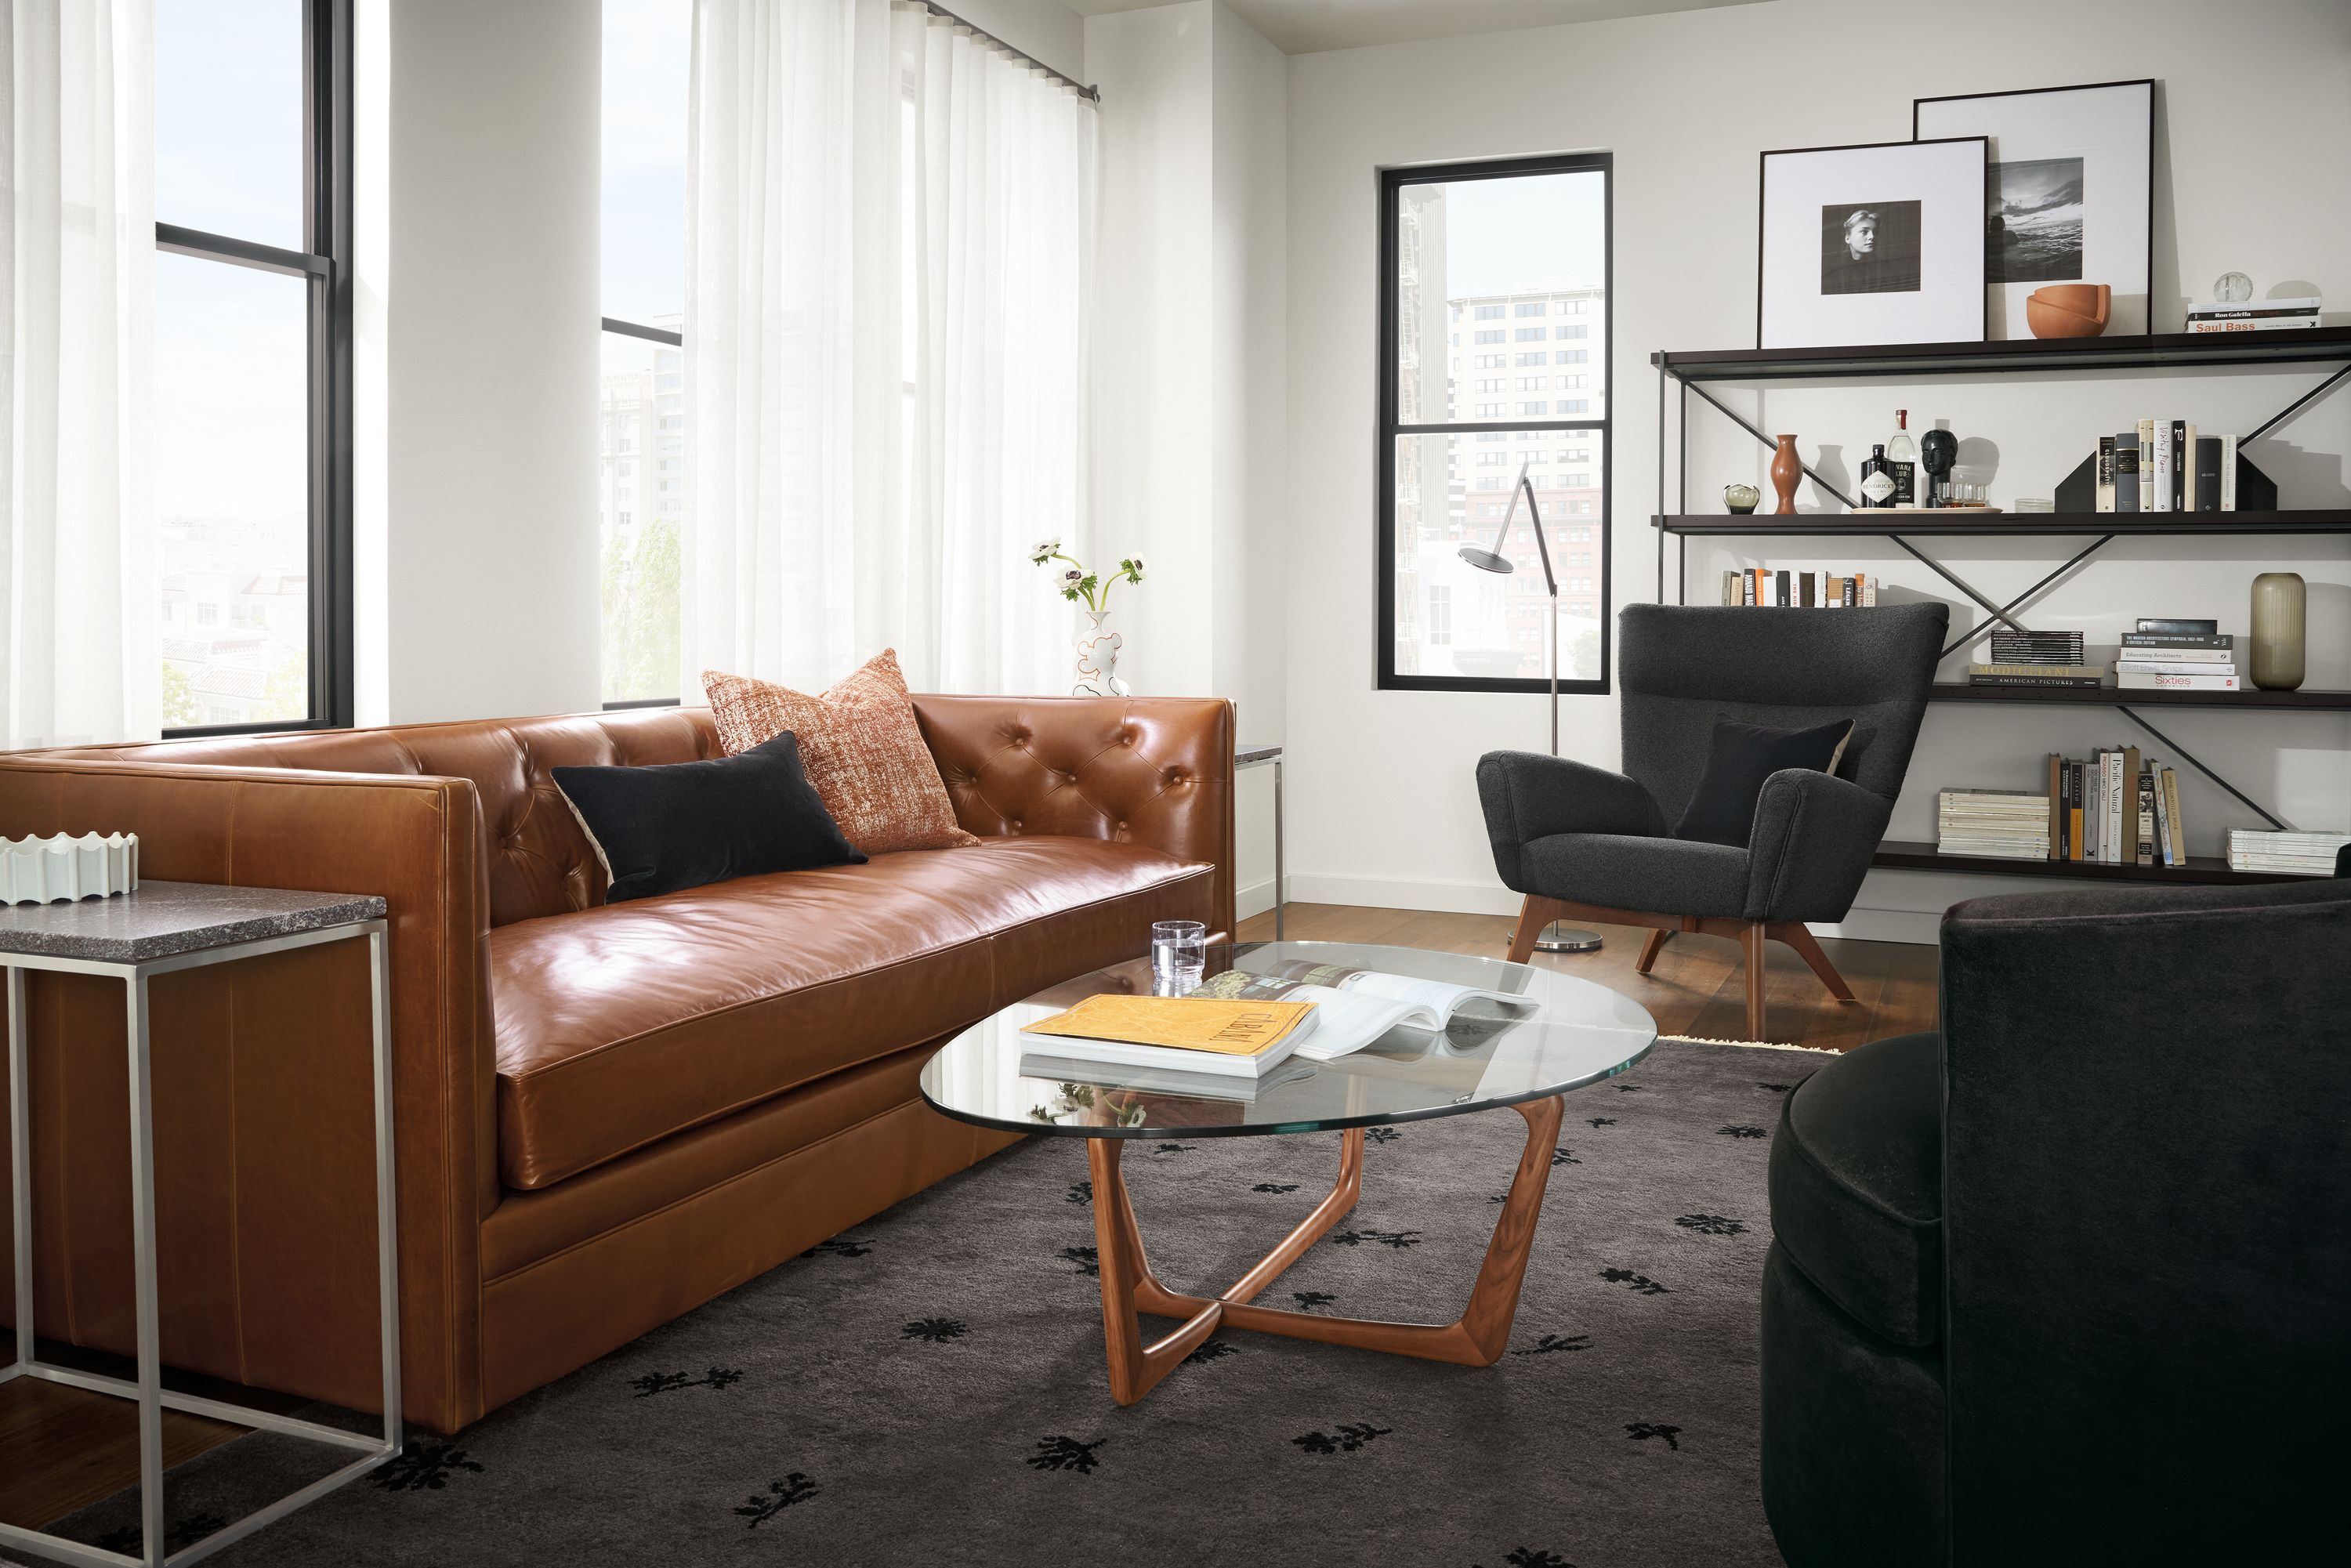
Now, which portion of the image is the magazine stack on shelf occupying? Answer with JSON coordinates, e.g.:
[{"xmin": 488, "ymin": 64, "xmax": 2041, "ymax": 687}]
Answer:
[
  {"xmin": 1936, "ymin": 789, "xmax": 2051, "ymax": 861},
  {"xmin": 2226, "ymin": 830, "xmax": 2351, "ymax": 877},
  {"xmin": 1968, "ymin": 628, "xmax": 2100, "ymax": 690}
]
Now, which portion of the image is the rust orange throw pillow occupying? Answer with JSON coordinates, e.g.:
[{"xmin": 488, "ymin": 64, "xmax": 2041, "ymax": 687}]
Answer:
[{"xmin": 701, "ymin": 650, "xmax": 980, "ymax": 854}]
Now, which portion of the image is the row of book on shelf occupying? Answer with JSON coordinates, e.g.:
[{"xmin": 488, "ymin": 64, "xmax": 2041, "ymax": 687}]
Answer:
[
  {"xmin": 1939, "ymin": 747, "xmax": 2188, "ymax": 867},
  {"xmin": 1719, "ymin": 569, "xmax": 1876, "ymax": 607},
  {"xmin": 2095, "ymin": 422, "xmax": 2242, "ymax": 512},
  {"xmin": 1965, "ymin": 620, "xmax": 2242, "ymax": 693},
  {"xmin": 2184, "ymin": 296, "xmax": 2320, "ymax": 334}
]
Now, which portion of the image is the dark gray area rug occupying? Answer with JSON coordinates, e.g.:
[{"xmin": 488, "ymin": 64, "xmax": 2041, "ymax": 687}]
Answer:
[{"xmin": 41, "ymin": 1039, "xmax": 1818, "ymax": 1568}]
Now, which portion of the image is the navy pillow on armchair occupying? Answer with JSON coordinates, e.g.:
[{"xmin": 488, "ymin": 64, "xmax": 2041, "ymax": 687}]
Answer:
[{"xmin": 1672, "ymin": 714, "xmax": 1856, "ymax": 848}]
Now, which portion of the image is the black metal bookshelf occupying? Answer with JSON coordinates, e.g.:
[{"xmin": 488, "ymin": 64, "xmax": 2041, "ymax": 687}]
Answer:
[
  {"xmin": 1873, "ymin": 842, "xmax": 2300, "ymax": 887},
  {"xmin": 1654, "ymin": 510, "xmax": 2351, "ymax": 538},
  {"xmin": 1650, "ymin": 328, "xmax": 2351, "ymax": 888}
]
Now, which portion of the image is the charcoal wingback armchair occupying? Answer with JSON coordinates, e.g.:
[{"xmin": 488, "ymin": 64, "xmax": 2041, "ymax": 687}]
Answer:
[
  {"xmin": 1476, "ymin": 601, "xmax": 1946, "ymax": 1039},
  {"xmin": 1762, "ymin": 879, "xmax": 2351, "ymax": 1561}
]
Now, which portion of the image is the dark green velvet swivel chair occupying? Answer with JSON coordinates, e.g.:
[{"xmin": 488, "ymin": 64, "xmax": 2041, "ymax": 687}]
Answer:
[{"xmin": 1761, "ymin": 878, "xmax": 2351, "ymax": 1563}]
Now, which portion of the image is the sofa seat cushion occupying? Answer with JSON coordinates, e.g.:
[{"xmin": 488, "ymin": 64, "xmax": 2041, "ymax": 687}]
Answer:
[
  {"xmin": 1767, "ymin": 1030, "xmax": 1944, "ymax": 1347},
  {"xmin": 1521, "ymin": 831, "xmax": 1749, "ymax": 918},
  {"xmin": 487, "ymin": 836, "xmax": 1213, "ymax": 1189}
]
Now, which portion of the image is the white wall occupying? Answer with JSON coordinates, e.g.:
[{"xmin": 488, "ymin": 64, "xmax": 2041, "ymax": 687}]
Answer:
[
  {"xmin": 1283, "ymin": 0, "xmax": 2351, "ymax": 940},
  {"xmin": 354, "ymin": 0, "xmax": 602, "ymax": 726},
  {"xmin": 1089, "ymin": 2, "xmax": 1288, "ymax": 917}
]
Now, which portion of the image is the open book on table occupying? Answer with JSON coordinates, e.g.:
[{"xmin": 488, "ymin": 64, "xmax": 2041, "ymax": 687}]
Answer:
[{"xmin": 1191, "ymin": 959, "xmax": 1541, "ymax": 1062}]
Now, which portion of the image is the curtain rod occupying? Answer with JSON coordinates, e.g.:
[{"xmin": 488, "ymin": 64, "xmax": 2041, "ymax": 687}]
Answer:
[{"xmin": 907, "ymin": 0, "xmax": 1100, "ymax": 102}]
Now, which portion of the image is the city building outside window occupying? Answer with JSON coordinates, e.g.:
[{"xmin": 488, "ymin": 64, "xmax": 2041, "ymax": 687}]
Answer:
[{"xmin": 1380, "ymin": 152, "xmax": 1610, "ymax": 690}]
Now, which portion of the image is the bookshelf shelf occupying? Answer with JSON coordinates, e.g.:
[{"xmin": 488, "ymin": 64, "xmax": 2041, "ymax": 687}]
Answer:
[
  {"xmin": 1929, "ymin": 683, "xmax": 2351, "ymax": 710},
  {"xmin": 1652, "ymin": 327, "xmax": 2351, "ymax": 382},
  {"xmin": 1652, "ymin": 510, "xmax": 2351, "ymax": 537},
  {"xmin": 1872, "ymin": 841, "xmax": 2304, "ymax": 887},
  {"xmin": 1654, "ymin": 328, "xmax": 2351, "ymax": 864}
]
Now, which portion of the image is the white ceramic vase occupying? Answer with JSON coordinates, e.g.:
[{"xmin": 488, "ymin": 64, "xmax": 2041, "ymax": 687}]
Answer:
[{"xmin": 1072, "ymin": 610, "xmax": 1130, "ymax": 697}]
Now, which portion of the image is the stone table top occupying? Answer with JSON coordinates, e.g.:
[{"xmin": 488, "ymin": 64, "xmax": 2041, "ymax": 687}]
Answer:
[
  {"xmin": 1236, "ymin": 741, "xmax": 1283, "ymax": 766},
  {"xmin": 0, "ymin": 881, "xmax": 387, "ymax": 964}
]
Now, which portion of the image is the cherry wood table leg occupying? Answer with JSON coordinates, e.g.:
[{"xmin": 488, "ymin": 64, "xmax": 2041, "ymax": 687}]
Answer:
[
  {"xmin": 1089, "ymin": 1137, "xmax": 1223, "ymax": 1406},
  {"xmin": 1091, "ymin": 1096, "xmax": 1567, "ymax": 1400}
]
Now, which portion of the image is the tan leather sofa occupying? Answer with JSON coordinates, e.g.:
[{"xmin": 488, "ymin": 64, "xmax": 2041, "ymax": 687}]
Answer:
[{"xmin": 0, "ymin": 695, "xmax": 1232, "ymax": 1433}]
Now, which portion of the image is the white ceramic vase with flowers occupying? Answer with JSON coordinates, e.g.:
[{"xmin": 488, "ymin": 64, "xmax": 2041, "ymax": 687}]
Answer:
[{"xmin": 1030, "ymin": 538, "xmax": 1146, "ymax": 697}]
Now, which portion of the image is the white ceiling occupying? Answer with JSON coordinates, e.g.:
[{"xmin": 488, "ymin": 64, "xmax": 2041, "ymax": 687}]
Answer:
[{"xmin": 1060, "ymin": 0, "xmax": 1762, "ymax": 56}]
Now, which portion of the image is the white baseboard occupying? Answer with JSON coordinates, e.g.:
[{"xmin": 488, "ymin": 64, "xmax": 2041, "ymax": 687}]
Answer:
[
  {"xmin": 1283, "ymin": 872, "xmax": 1524, "ymax": 918},
  {"xmin": 1237, "ymin": 876, "xmax": 1277, "ymax": 921}
]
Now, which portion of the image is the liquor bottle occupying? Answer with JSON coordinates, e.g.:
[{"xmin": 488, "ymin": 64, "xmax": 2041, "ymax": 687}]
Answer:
[
  {"xmin": 1886, "ymin": 409, "xmax": 1916, "ymax": 506},
  {"xmin": 1859, "ymin": 444, "xmax": 1895, "ymax": 508}
]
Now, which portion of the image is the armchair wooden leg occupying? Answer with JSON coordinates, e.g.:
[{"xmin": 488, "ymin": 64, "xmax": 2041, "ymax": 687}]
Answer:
[
  {"xmin": 1742, "ymin": 921, "xmax": 1769, "ymax": 1041},
  {"xmin": 1506, "ymin": 896, "xmax": 1568, "ymax": 965},
  {"xmin": 1635, "ymin": 929, "xmax": 1671, "ymax": 973},
  {"xmin": 1770, "ymin": 921, "xmax": 1857, "ymax": 1003}
]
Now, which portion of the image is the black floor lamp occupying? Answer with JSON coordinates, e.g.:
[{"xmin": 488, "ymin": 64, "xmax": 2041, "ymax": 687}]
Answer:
[{"xmin": 1458, "ymin": 462, "xmax": 1602, "ymax": 955}]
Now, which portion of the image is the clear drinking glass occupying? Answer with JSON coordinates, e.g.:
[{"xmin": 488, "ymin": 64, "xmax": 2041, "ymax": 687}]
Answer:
[{"xmin": 1150, "ymin": 920, "xmax": 1208, "ymax": 991}]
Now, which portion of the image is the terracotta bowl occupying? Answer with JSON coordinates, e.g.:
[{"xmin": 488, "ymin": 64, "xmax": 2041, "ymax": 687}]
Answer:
[{"xmin": 2026, "ymin": 283, "xmax": 2112, "ymax": 339}]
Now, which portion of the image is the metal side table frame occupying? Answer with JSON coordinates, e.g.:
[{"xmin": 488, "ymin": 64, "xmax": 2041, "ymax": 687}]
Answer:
[
  {"xmin": 2, "ymin": 907, "xmax": 400, "ymax": 1568},
  {"xmin": 1237, "ymin": 743, "xmax": 1284, "ymax": 939}
]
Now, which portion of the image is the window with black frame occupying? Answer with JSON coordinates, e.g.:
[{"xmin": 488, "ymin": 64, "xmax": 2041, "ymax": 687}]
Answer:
[
  {"xmin": 1378, "ymin": 153, "xmax": 1611, "ymax": 693},
  {"xmin": 154, "ymin": 0, "xmax": 351, "ymax": 733}
]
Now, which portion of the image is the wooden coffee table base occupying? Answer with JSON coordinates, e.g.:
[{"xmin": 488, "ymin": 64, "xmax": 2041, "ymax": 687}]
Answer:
[{"xmin": 1086, "ymin": 1093, "xmax": 1567, "ymax": 1405}]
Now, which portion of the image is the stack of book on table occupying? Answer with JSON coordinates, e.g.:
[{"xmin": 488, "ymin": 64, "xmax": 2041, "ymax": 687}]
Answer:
[
  {"xmin": 1719, "ymin": 568, "xmax": 1875, "ymax": 607},
  {"xmin": 1969, "ymin": 628, "xmax": 2101, "ymax": 690},
  {"xmin": 1016, "ymin": 963, "xmax": 1538, "ymax": 1099},
  {"xmin": 2226, "ymin": 829, "xmax": 2351, "ymax": 877},
  {"xmin": 1936, "ymin": 789, "xmax": 2052, "ymax": 860},
  {"xmin": 2118, "ymin": 617, "xmax": 2237, "ymax": 693},
  {"xmin": 2186, "ymin": 297, "xmax": 2320, "ymax": 334},
  {"xmin": 2096, "ymin": 422, "xmax": 2243, "ymax": 511}
]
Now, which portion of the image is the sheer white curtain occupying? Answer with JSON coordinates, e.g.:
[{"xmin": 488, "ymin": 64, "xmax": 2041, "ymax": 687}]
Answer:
[
  {"xmin": 684, "ymin": 0, "xmax": 1094, "ymax": 696},
  {"xmin": 2, "ymin": 0, "xmax": 158, "ymax": 748}
]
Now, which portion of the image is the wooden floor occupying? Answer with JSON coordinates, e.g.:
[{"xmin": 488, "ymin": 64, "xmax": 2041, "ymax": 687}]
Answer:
[
  {"xmin": 1, "ymin": 902, "xmax": 1936, "ymax": 1536},
  {"xmin": 1236, "ymin": 900, "xmax": 1940, "ymax": 1051},
  {"xmin": 0, "ymin": 1345, "xmax": 266, "ymax": 1533}
]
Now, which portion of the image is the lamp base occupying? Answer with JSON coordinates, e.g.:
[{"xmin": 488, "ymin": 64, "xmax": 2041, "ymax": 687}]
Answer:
[{"xmin": 1532, "ymin": 923, "xmax": 1603, "ymax": 954}]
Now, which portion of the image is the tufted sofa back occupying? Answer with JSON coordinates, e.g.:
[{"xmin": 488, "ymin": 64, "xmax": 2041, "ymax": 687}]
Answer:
[{"xmin": 24, "ymin": 695, "xmax": 1236, "ymax": 932}]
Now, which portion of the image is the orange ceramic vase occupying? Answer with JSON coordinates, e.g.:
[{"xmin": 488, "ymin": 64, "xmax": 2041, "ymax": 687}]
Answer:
[
  {"xmin": 1770, "ymin": 434, "xmax": 1802, "ymax": 514},
  {"xmin": 2026, "ymin": 283, "xmax": 2112, "ymax": 339}
]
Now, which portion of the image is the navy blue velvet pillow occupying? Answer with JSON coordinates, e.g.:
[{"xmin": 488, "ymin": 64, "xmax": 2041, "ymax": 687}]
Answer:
[
  {"xmin": 553, "ymin": 731, "xmax": 864, "ymax": 903},
  {"xmin": 1672, "ymin": 714, "xmax": 1855, "ymax": 849}
]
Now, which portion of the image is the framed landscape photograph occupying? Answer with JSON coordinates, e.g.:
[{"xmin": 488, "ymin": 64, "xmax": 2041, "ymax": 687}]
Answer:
[
  {"xmin": 1914, "ymin": 80, "xmax": 2154, "ymax": 339},
  {"xmin": 1757, "ymin": 138, "xmax": 1988, "ymax": 349}
]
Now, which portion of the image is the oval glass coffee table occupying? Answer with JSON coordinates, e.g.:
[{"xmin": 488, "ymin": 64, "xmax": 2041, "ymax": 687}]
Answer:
[{"xmin": 918, "ymin": 940, "xmax": 1657, "ymax": 1404}]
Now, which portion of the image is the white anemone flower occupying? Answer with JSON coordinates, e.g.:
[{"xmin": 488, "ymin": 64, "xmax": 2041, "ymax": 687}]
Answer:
[
  {"xmin": 1059, "ymin": 567, "xmax": 1086, "ymax": 589},
  {"xmin": 1029, "ymin": 537, "xmax": 1062, "ymax": 565},
  {"xmin": 1123, "ymin": 556, "xmax": 1148, "ymax": 583}
]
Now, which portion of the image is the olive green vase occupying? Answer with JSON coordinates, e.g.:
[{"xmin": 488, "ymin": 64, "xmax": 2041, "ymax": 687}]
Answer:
[{"xmin": 2248, "ymin": 572, "xmax": 2306, "ymax": 691}]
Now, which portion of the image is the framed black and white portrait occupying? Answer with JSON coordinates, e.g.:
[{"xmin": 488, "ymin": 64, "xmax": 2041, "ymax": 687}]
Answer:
[
  {"xmin": 1914, "ymin": 80, "xmax": 2154, "ymax": 339},
  {"xmin": 1758, "ymin": 139, "xmax": 1987, "ymax": 349}
]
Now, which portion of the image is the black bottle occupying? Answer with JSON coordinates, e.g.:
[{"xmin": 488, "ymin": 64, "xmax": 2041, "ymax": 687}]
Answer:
[{"xmin": 1859, "ymin": 444, "xmax": 1896, "ymax": 508}]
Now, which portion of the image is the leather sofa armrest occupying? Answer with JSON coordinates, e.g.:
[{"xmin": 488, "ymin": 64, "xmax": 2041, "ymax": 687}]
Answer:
[
  {"xmin": 0, "ymin": 755, "xmax": 496, "ymax": 1432},
  {"xmin": 1743, "ymin": 768, "xmax": 1892, "ymax": 923},
  {"xmin": 1475, "ymin": 750, "xmax": 1664, "ymax": 893},
  {"xmin": 911, "ymin": 694, "xmax": 1237, "ymax": 936}
]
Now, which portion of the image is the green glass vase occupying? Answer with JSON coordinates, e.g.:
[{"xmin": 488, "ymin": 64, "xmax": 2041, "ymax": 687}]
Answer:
[{"xmin": 2249, "ymin": 572, "xmax": 2306, "ymax": 691}]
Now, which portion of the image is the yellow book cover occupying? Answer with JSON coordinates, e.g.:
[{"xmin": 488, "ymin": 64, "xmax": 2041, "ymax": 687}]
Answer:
[{"xmin": 1020, "ymin": 994, "xmax": 1317, "ymax": 1057}]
